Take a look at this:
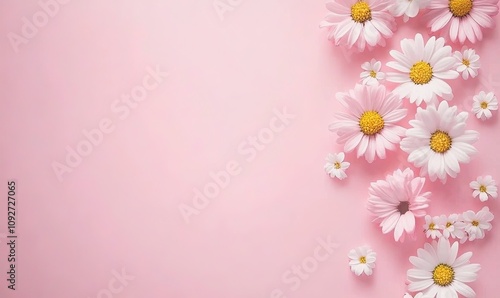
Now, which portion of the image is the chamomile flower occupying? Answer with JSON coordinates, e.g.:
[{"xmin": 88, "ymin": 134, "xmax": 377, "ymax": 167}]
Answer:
[
  {"xmin": 441, "ymin": 214, "xmax": 466, "ymax": 240},
  {"xmin": 367, "ymin": 168, "xmax": 430, "ymax": 242},
  {"xmin": 391, "ymin": 0, "xmax": 430, "ymax": 22},
  {"xmin": 400, "ymin": 101, "xmax": 479, "ymax": 182},
  {"xmin": 423, "ymin": 215, "xmax": 443, "ymax": 239},
  {"xmin": 360, "ymin": 59, "xmax": 385, "ymax": 86},
  {"xmin": 426, "ymin": 0, "xmax": 499, "ymax": 44},
  {"xmin": 348, "ymin": 245, "xmax": 377, "ymax": 276},
  {"xmin": 463, "ymin": 206, "xmax": 494, "ymax": 241},
  {"xmin": 407, "ymin": 237, "xmax": 481, "ymax": 297},
  {"xmin": 454, "ymin": 48, "xmax": 480, "ymax": 80},
  {"xmin": 320, "ymin": 0, "xmax": 396, "ymax": 51},
  {"xmin": 329, "ymin": 84, "xmax": 407, "ymax": 163},
  {"xmin": 324, "ymin": 152, "xmax": 350, "ymax": 180},
  {"xmin": 387, "ymin": 34, "xmax": 459, "ymax": 106},
  {"xmin": 470, "ymin": 175, "xmax": 498, "ymax": 202},
  {"xmin": 472, "ymin": 91, "xmax": 498, "ymax": 120}
]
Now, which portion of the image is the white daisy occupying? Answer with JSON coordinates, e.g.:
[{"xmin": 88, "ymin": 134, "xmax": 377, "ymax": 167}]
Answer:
[
  {"xmin": 329, "ymin": 84, "xmax": 407, "ymax": 163},
  {"xmin": 423, "ymin": 215, "xmax": 443, "ymax": 239},
  {"xmin": 360, "ymin": 59, "xmax": 385, "ymax": 86},
  {"xmin": 463, "ymin": 206, "xmax": 494, "ymax": 241},
  {"xmin": 472, "ymin": 91, "xmax": 498, "ymax": 121},
  {"xmin": 387, "ymin": 33, "xmax": 459, "ymax": 106},
  {"xmin": 320, "ymin": 0, "xmax": 396, "ymax": 51},
  {"xmin": 470, "ymin": 175, "xmax": 498, "ymax": 202},
  {"xmin": 407, "ymin": 237, "xmax": 481, "ymax": 297},
  {"xmin": 400, "ymin": 101, "xmax": 479, "ymax": 182},
  {"xmin": 441, "ymin": 214, "xmax": 466, "ymax": 240},
  {"xmin": 391, "ymin": 0, "xmax": 430, "ymax": 22},
  {"xmin": 348, "ymin": 245, "xmax": 376, "ymax": 276},
  {"xmin": 454, "ymin": 48, "xmax": 480, "ymax": 80},
  {"xmin": 324, "ymin": 152, "xmax": 350, "ymax": 180}
]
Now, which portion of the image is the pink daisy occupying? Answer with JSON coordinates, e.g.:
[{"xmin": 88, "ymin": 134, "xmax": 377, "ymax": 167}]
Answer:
[
  {"xmin": 329, "ymin": 84, "xmax": 407, "ymax": 163},
  {"xmin": 367, "ymin": 168, "xmax": 430, "ymax": 242},
  {"xmin": 320, "ymin": 0, "xmax": 396, "ymax": 51},
  {"xmin": 426, "ymin": 0, "xmax": 499, "ymax": 43}
]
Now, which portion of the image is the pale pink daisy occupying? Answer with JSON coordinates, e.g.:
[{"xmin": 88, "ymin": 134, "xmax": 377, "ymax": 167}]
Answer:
[
  {"xmin": 329, "ymin": 84, "xmax": 407, "ymax": 163},
  {"xmin": 441, "ymin": 214, "xmax": 466, "ymax": 240},
  {"xmin": 423, "ymin": 215, "xmax": 444, "ymax": 239},
  {"xmin": 454, "ymin": 48, "xmax": 480, "ymax": 80},
  {"xmin": 401, "ymin": 101, "xmax": 479, "ymax": 182},
  {"xmin": 472, "ymin": 91, "xmax": 498, "ymax": 120},
  {"xmin": 387, "ymin": 34, "xmax": 459, "ymax": 106},
  {"xmin": 463, "ymin": 206, "xmax": 494, "ymax": 241},
  {"xmin": 360, "ymin": 59, "xmax": 385, "ymax": 86},
  {"xmin": 320, "ymin": 0, "xmax": 396, "ymax": 51},
  {"xmin": 470, "ymin": 175, "xmax": 498, "ymax": 202},
  {"xmin": 367, "ymin": 168, "xmax": 430, "ymax": 242},
  {"xmin": 324, "ymin": 152, "xmax": 350, "ymax": 180},
  {"xmin": 391, "ymin": 0, "xmax": 430, "ymax": 22},
  {"xmin": 426, "ymin": 0, "xmax": 499, "ymax": 43}
]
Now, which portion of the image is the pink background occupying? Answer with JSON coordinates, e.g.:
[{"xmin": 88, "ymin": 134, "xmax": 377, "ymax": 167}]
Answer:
[{"xmin": 1, "ymin": 1, "xmax": 499, "ymax": 297}]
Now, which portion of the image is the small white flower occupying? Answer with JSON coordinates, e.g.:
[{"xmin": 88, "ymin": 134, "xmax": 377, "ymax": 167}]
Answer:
[
  {"xmin": 472, "ymin": 91, "xmax": 498, "ymax": 121},
  {"xmin": 360, "ymin": 59, "xmax": 385, "ymax": 86},
  {"xmin": 423, "ymin": 215, "xmax": 443, "ymax": 239},
  {"xmin": 324, "ymin": 152, "xmax": 350, "ymax": 180},
  {"xmin": 441, "ymin": 214, "xmax": 466, "ymax": 240},
  {"xmin": 391, "ymin": 0, "xmax": 430, "ymax": 22},
  {"xmin": 470, "ymin": 175, "xmax": 498, "ymax": 202},
  {"xmin": 454, "ymin": 48, "xmax": 480, "ymax": 80},
  {"xmin": 403, "ymin": 293, "xmax": 432, "ymax": 298},
  {"xmin": 348, "ymin": 245, "xmax": 376, "ymax": 276},
  {"xmin": 463, "ymin": 206, "xmax": 494, "ymax": 241}
]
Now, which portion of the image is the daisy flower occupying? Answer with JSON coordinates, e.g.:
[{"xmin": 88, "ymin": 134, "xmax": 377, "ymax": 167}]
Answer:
[
  {"xmin": 391, "ymin": 0, "xmax": 430, "ymax": 22},
  {"xmin": 454, "ymin": 48, "xmax": 480, "ymax": 80},
  {"xmin": 463, "ymin": 206, "xmax": 494, "ymax": 241},
  {"xmin": 403, "ymin": 293, "xmax": 431, "ymax": 298},
  {"xmin": 367, "ymin": 168, "xmax": 430, "ymax": 242},
  {"xmin": 348, "ymin": 245, "xmax": 376, "ymax": 276},
  {"xmin": 324, "ymin": 152, "xmax": 350, "ymax": 180},
  {"xmin": 387, "ymin": 34, "xmax": 459, "ymax": 106},
  {"xmin": 329, "ymin": 84, "xmax": 407, "ymax": 163},
  {"xmin": 407, "ymin": 237, "xmax": 481, "ymax": 297},
  {"xmin": 320, "ymin": 0, "xmax": 396, "ymax": 51},
  {"xmin": 470, "ymin": 175, "xmax": 498, "ymax": 202},
  {"xmin": 400, "ymin": 101, "xmax": 479, "ymax": 182},
  {"xmin": 426, "ymin": 0, "xmax": 499, "ymax": 44},
  {"xmin": 360, "ymin": 59, "xmax": 385, "ymax": 86},
  {"xmin": 423, "ymin": 215, "xmax": 443, "ymax": 239},
  {"xmin": 472, "ymin": 91, "xmax": 498, "ymax": 120},
  {"xmin": 441, "ymin": 214, "xmax": 466, "ymax": 240}
]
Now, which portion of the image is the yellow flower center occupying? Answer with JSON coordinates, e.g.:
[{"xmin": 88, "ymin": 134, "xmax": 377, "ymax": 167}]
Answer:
[
  {"xmin": 369, "ymin": 70, "xmax": 377, "ymax": 78},
  {"xmin": 481, "ymin": 101, "xmax": 488, "ymax": 109},
  {"xmin": 449, "ymin": 0, "xmax": 473, "ymax": 17},
  {"xmin": 351, "ymin": 1, "xmax": 372, "ymax": 23},
  {"xmin": 429, "ymin": 223, "xmax": 436, "ymax": 230},
  {"xmin": 410, "ymin": 61, "xmax": 433, "ymax": 85},
  {"xmin": 433, "ymin": 264, "xmax": 455, "ymax": 287},
  {"xmin": 472, "ymin": 220, "xmax": 479, "ymax": 226},
  {"xmin": 334, "ymin": 162, "xmax": 341, "ymax": 169},
  {"xmin": 359, "ymin": 256, "xmax": 367, "ymax": 264},
  {"xmin": 446, "ymin": 222, "xmax": 452, "ymax": 228},
  {"xmin": 430, "ymin": 130, "xmax": 452, "ymax": 153},
  {"xmin": 462, "ymin": 58, "xmax": 470, "ymax": 67},
  {"xmin": 359, "ymin": 111, "xmax": 384, "ymax": 136},
  {"xmin": 479, "ymin": 185, "xmax": 487, "ymax": 192}
]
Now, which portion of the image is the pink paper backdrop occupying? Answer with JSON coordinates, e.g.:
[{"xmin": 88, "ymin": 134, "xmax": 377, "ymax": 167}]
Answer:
[{"xmin": 1, "ymin": 1, "xmax": 499, "ymax": 297}]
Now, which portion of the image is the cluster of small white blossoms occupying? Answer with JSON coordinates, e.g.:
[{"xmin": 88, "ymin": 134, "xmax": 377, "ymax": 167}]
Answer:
[{"xmin": 423, "ymin": 206, "xmax": 494, "ymax": 242}]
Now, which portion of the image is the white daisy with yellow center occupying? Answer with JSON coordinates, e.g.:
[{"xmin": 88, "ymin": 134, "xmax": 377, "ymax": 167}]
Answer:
[
  {"xmin": 348, "ymin": 245, "xmax": 377, "ymax": 276},
  {"xmin": 360, "ymin": 59, "xmax": 385, "ymax": 86},
  {"xmin": 407, "ymin": 237, "xmax": 481, "ymax": 297},
  {"xmin": 470, "ymin": 175, "xmax": 498, "ymax": 202},
  {"xmin": 400, "ymin": 101, "xmax": 479, "ymax": 182},
  {"xmin": 454, "ymin": 48, "xmax": 480, "ymax": 80},
  {"xmin": 472, "ymin": 91, "xmax": 498, "ymax": 121},
  {"xmin": 324, "ymin": 152, "xmax": 350, "ymax": 180},
  {"xmin": 387, "ymin": 34, "xmax": 459, "ymax": 106},
  {"xmin": 423, "ymin": 215, "xmax": 443, "ymax": 239},
  {"xmin": 462, "ymin": 206, "xmax": 494, "ymax": 241}
]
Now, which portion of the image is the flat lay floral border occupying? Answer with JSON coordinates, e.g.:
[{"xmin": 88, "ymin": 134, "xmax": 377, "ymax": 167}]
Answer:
[{"xmin": 320, "ymin": 0, "xmax": 498, "ymax": 296}]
